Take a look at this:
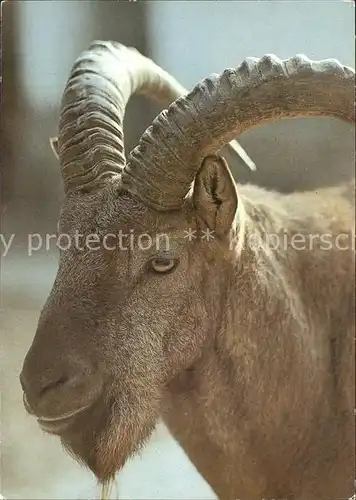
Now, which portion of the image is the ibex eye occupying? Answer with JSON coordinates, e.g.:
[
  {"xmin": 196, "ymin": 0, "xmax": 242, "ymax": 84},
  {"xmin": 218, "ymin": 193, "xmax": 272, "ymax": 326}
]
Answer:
[{"xmin": 149, "ymin": 257, "xmax": 177, "ymax": 274}]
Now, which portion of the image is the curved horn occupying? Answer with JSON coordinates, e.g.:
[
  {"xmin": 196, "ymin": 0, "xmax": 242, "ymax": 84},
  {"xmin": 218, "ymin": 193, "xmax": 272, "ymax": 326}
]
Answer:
[
  {"xmin": 122, "ymin": 54, "xmax": 355, "ymax": 210},
  {"xmin": 56, "ymin": 40, "xmax": 255, "ymax": 190},
  {"xmin": 58, "ymin": 41, "xmax": 192, "ymax": 193}
]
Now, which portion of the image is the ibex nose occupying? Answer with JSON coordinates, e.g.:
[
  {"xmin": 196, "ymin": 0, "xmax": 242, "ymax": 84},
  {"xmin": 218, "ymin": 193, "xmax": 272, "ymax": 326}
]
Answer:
[
  {"xmin": 20, "ymin": 368, "xmax": 69, "ymax": 401},
  {"xmin": 20, "ymin": 350, "xmax": 101, "ymax": 420}
]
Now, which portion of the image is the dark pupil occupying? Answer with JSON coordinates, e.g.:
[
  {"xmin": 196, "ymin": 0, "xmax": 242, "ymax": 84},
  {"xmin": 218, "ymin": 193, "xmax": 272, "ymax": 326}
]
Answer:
[{"xmin": 155, "ymin": 258, "xmax": 170, "ymax": 266}]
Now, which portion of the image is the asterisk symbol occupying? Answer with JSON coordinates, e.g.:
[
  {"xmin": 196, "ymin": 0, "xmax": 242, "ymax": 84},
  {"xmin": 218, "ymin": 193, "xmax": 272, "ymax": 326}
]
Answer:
[
  {"xmin": 184, "ymin": 228, "xmax": 197, "ymax": 241},
  {"xmin": 201, "ymin": 228, "xmax": 215, "ymax": 241}
]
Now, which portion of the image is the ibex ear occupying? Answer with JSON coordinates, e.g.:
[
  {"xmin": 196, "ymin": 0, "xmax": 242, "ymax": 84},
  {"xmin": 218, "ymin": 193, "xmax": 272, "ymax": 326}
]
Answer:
[
  {"xmin": 49, "ymin": 137, "xmax": 59, "ymax": 159},
  {"xmin": 193, "ymin": 155, "xmax": 238, "ymax": 237}
]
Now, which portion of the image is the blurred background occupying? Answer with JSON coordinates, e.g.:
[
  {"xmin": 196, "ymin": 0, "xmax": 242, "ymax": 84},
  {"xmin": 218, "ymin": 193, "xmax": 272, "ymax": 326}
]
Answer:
[{"xmin": 1, "ymin": 1, "xmax": 354, "ymax": 498}]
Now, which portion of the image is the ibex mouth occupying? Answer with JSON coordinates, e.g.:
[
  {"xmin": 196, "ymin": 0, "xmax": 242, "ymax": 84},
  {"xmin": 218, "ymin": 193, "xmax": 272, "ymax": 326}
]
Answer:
[
  {"xmin": 37, "ymin": 403, "xmax": 92, "ymax": 422},
  {"xmin": 23, "ymin": 392, "xmax": 92, "ymax": 425},
  {"xmin": 37, "ymin": 403, "xmax": 93, "ymax": 435}
]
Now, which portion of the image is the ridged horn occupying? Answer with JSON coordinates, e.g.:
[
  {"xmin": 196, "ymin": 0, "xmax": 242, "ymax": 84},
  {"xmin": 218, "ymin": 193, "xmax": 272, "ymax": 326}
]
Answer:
[
  {"xmin": 58, "ymin": 41, "xmax": 191, "ymax": 193},
  {"xmin": 58, "ymin": 40, "xmax": 255, "ymax": 193},
  {"xmin": 122, "ymin": 54, "xmax": 355, "ymax": 210}
]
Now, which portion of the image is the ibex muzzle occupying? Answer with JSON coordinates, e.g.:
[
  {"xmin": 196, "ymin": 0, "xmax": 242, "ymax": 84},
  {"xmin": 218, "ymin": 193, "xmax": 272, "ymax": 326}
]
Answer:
[
  {"xmin": 20, "ymin": 308, "xmax": 103, "ymax": 426},
  {"xmin": 20, "ymin": 42, "xmax": 355, "ymax": 499}
]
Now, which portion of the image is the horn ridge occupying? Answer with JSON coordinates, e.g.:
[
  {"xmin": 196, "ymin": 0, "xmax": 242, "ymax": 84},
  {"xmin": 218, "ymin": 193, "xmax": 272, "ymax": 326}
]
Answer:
[{"xmin": 122, "ymin": 53, "xmax": 354, "ymax": 210}]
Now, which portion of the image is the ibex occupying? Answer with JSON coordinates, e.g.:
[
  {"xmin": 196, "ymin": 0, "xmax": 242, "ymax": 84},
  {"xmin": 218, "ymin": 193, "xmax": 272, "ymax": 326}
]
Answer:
[{"xmin": 20, "ymin": 41, "xmax": 355, "ymax": 500}]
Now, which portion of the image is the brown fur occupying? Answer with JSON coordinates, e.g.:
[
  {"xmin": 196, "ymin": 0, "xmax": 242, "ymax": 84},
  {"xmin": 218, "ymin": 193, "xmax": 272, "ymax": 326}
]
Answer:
[{"xmin": 21, "ymin": 156, "xmax": 355, "ymax": 500}]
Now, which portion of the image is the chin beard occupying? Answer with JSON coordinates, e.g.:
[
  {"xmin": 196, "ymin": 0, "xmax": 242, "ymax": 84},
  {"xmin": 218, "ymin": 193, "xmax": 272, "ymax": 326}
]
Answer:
[{"xmin": 59, "ymin": 389, "xmax": 161, "ymax": 482}]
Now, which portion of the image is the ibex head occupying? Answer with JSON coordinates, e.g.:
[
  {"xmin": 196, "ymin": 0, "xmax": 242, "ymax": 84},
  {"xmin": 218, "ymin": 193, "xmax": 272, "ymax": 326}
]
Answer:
[{"xmin": 20, "ymin": 41, "xmax": 354, "ymax": 481}]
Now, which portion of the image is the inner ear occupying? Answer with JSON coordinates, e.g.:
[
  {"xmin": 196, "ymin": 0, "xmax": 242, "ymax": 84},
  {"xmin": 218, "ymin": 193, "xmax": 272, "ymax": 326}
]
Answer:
[{"xmin": 193, "ymin": 155, "xmax": 238, "ymax": 237}]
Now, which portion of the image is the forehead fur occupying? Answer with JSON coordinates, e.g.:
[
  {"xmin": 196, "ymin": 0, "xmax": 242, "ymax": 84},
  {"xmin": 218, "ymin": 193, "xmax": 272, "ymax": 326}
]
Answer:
[{"xmin": 59, "ymin": 181, "xmax": 193, "ymax": 237}]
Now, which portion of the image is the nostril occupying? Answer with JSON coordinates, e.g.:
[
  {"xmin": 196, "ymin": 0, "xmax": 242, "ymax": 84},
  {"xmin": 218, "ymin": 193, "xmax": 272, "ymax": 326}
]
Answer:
[
  {"xmin": 20, "ymin": 368, "xmax": 71, "ymax": 405},
  {"xmin": 39, "ymin": 375, "xmax": 69, "ymax": 397},
  {"xmin": 21, "ymin": 354, "xmax": 95, "ymax": 409}
]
